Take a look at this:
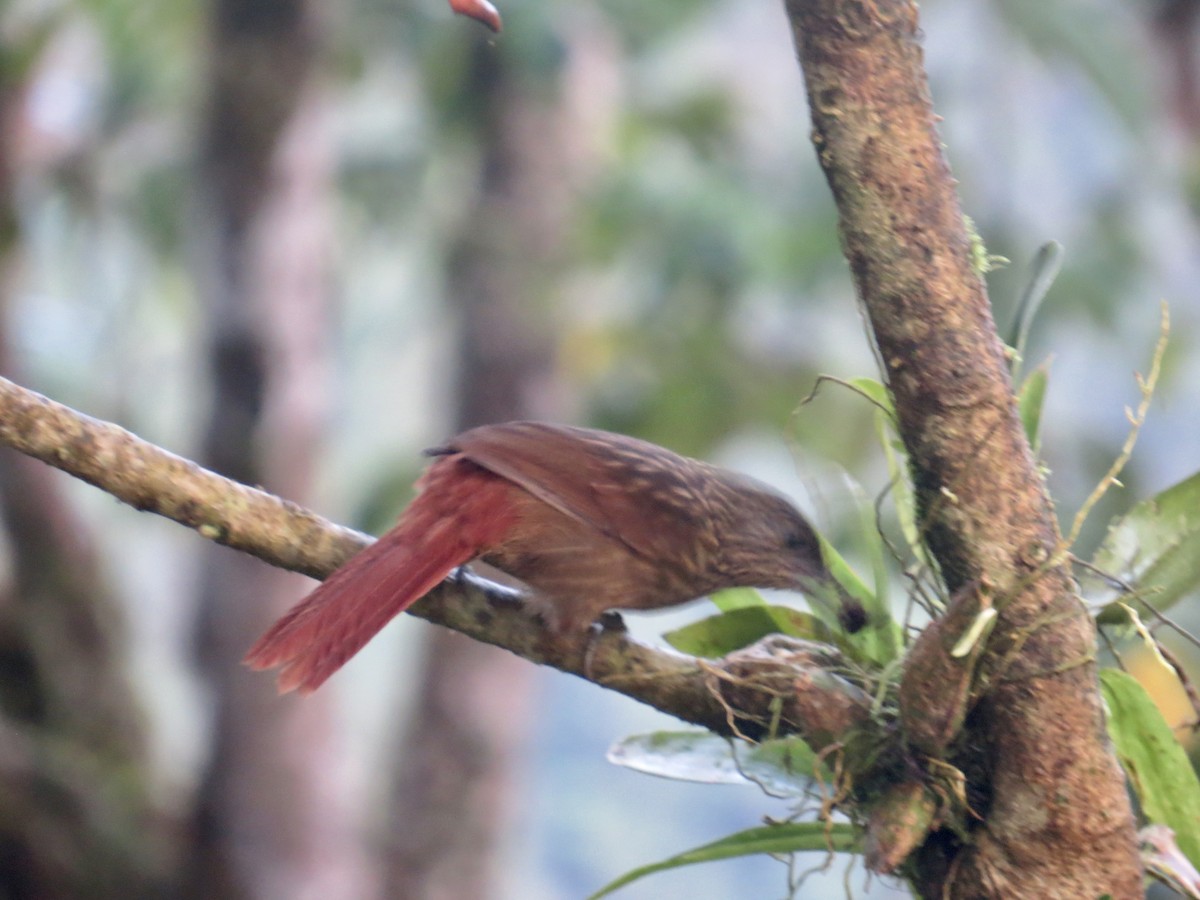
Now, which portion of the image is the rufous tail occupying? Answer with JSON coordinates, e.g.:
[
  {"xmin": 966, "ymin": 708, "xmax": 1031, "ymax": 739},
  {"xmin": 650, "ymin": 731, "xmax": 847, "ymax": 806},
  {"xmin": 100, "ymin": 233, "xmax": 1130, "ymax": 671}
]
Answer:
[{"xmin": 244, "ymin": 460, "xmax": 516, "ymax": 694}]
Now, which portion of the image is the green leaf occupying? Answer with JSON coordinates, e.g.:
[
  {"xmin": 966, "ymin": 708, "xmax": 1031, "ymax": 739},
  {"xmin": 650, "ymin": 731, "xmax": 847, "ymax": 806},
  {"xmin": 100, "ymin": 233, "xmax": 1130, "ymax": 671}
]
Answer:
[
  {"xmin": 831, "ymin": 380, "xmax": 910, "ymax": 645},
  {"xmin": 663, "ymin": 605, "xmax": 836, "ymax": 657},
  {"xmin": 847, "ymin": 376, "xmax": 895, "ymax": 417},
  {"xmin": 709, "ymin": 586, "xmax": 767, "ymax": 612},
  {"xmin": 1090, "ymin": 471, "xmax": 1200, "ymax": 615},
  {"xmin": 1007, "ymin": 240, "xmax": 1064, "ymax": 381},
  {"xmin": 607, "ymin": 731, "xmax": 819, "ymax": 794},
  {"xmin": 822, "ymin": 538, "xmax": 903, "ymax": 667},
  {"xmin": 587, "ymin": 821, "xmax": 861, "ymax": 899},
  {"xmin": 1100, "ymin": 669, "xmax": 1200, "ymax": 866},
  {"xmin": 868, "ymin": 393, "xmax": 927, "ymax": 573},
  {"xmin": 1017, "ymin": 365, "xmax": 1049, "ymax": 453}
]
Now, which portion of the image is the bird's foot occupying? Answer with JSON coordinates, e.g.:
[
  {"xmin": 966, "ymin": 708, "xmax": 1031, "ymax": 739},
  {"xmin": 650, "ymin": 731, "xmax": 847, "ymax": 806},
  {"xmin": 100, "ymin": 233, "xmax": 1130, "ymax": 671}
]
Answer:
[
  {"xmin": 583, "ymin": 611, "xmax": 626, "ymax": 680},
  {"xmin": 597, "ymin": 610, "xmax": 628, "ymax": 633}
]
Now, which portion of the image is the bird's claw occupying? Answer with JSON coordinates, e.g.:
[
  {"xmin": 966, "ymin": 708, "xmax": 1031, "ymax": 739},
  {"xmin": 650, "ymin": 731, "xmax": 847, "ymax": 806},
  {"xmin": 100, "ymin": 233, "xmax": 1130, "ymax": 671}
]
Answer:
[
  {"xmin": 582, "ymin": 612, "xmax": 625, "ymax": 680},
  {"xmin": 598, "ymin": 610, "xmax": 627, "ymax": 633}
]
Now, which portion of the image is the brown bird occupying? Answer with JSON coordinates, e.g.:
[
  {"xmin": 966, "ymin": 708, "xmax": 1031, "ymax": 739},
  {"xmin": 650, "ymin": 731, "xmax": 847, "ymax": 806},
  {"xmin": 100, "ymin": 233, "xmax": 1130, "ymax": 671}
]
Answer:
[{"xmin": 245, "ymin": 422, "xmax": 860, "ymax": 694}]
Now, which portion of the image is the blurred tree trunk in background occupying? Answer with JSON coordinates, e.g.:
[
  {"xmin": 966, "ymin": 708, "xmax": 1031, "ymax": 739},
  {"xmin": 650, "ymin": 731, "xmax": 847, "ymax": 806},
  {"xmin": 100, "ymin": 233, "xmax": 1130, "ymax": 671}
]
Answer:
[
  {"xmin": 186, "ymin": 2, "xmax": 376, "ymax": 897},
  {"xmin": 1152, "ymin": 0, "xmax": 1200, "ymax": 140},
  {"xmin": 0, "ymin": 38, "xmax": 172, "ymax": 900},
  {"xmin": 383, "ymin": 27, "xmax": 587, "ymax": 899},
  {"xmin": 1151, "ymin": 0, "xmax": 1200, "ymax": 219}
]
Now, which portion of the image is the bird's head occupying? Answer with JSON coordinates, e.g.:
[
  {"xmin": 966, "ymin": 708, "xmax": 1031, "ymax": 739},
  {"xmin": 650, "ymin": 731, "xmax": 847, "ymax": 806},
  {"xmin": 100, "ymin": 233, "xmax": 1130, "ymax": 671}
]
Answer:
[{"xmin": 713, "ymin": 474, "xmax": 866, "ymax": 633}]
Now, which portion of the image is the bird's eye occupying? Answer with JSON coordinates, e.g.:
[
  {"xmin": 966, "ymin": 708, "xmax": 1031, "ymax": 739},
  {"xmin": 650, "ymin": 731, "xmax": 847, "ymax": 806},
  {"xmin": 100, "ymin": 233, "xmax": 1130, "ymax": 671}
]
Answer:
[{"xmin": 785, "ymin": 530, "xmax": 814, "ymax": 552}]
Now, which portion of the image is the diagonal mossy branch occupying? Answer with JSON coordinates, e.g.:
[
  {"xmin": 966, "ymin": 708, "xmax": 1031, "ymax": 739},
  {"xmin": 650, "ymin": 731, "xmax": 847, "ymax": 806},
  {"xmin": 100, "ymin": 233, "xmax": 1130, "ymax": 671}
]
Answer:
[
  {"xmin": 0, "ymin": 374, "xmax": 870, "ymax": 748},
  {"xmin": 0, "ymin": 374, "xmax": 367, "ymax": 580}
]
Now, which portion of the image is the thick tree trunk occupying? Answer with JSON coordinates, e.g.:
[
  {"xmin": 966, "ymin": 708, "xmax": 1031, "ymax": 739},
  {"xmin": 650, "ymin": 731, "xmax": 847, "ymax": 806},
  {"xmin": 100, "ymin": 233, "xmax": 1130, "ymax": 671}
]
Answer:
[
  {"xmin": 185, "ymin": 3, "xmax": 375, "ymax": 897},
  {"xmin": 784, "ymin": 0, "xmax": 1141, "ymax": 895}
]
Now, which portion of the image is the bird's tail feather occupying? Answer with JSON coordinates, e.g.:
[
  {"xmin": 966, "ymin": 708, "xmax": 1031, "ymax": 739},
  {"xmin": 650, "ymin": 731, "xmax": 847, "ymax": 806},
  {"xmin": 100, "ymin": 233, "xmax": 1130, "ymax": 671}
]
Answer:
[{"xmin": 244, "ymin": 462, "xmax": 514, "ymax": 694}]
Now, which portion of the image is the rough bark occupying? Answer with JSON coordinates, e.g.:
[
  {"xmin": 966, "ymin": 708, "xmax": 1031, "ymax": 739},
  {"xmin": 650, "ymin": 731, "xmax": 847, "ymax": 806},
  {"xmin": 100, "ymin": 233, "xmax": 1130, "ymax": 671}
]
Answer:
[{"xmin": 783, "ymin": 0, "xmax": 1140, "ymax": 895}]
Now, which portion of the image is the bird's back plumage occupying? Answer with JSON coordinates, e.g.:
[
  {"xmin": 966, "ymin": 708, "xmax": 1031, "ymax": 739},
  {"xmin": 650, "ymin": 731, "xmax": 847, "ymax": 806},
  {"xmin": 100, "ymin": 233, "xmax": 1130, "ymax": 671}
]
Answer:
[{"xmin": 444, "ymin": 422, "xmax": 719, "ymax": 565}]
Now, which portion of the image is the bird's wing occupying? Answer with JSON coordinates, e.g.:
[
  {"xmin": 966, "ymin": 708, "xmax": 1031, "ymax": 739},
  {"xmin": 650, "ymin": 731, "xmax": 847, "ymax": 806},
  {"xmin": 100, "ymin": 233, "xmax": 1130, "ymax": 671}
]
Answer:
[{"xmin": 441, "ymin": 421, "xmax": 712, "ymax": 563}]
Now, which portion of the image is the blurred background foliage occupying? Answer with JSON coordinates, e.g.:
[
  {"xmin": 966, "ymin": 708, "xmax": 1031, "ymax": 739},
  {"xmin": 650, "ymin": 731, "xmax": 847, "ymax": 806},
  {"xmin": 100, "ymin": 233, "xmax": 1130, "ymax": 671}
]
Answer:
[{"xmin": 0, "ymin": 0, "xmax": 1198, "ymax": 896}]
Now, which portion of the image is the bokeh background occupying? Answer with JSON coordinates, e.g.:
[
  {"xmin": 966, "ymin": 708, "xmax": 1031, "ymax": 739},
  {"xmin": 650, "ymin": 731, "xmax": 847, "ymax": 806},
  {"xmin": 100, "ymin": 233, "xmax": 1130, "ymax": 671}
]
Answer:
[{"xmin": 0, "ymin": 0, "xmax": 1197, "ymax": 897}]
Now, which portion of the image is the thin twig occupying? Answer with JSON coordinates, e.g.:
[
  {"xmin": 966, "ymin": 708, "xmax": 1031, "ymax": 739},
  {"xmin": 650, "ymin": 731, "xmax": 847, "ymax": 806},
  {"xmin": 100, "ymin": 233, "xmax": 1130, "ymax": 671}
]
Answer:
[{"xmin": 1062, "ymin": 304, "xmax": 1169, "ymax": 554}]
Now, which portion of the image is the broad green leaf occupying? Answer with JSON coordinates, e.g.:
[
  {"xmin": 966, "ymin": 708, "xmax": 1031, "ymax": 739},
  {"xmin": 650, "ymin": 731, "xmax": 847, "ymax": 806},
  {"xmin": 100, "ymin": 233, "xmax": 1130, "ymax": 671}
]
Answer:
[
  {"xmin": 1090, "ymin": 471, "xmax": 1200, "ymax": 615},
  {"xmin": 1101, "ymin": 669, "xmax": 1200, "ymax": 866},
  {"xmin": 1017, "ymin": 365, "xmax": 1048, "ymax": 454},
  {"xmin": 710, "ymin": 586, "xmax": 767, "ymax": 612},
  {"xmin": 674, "ymin": 544, "xmax": 899, "ymax": 666},
  {"xmin": 587, "ymin": 822, "xmax": 861, "ymax": 899},
  {"xmin": 663, "ymin": 605, "xmax": 836, "ymax": 658},
  {"xmin": 607, "ymin": 731, "xmax": 818, "ymax": 794}
]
